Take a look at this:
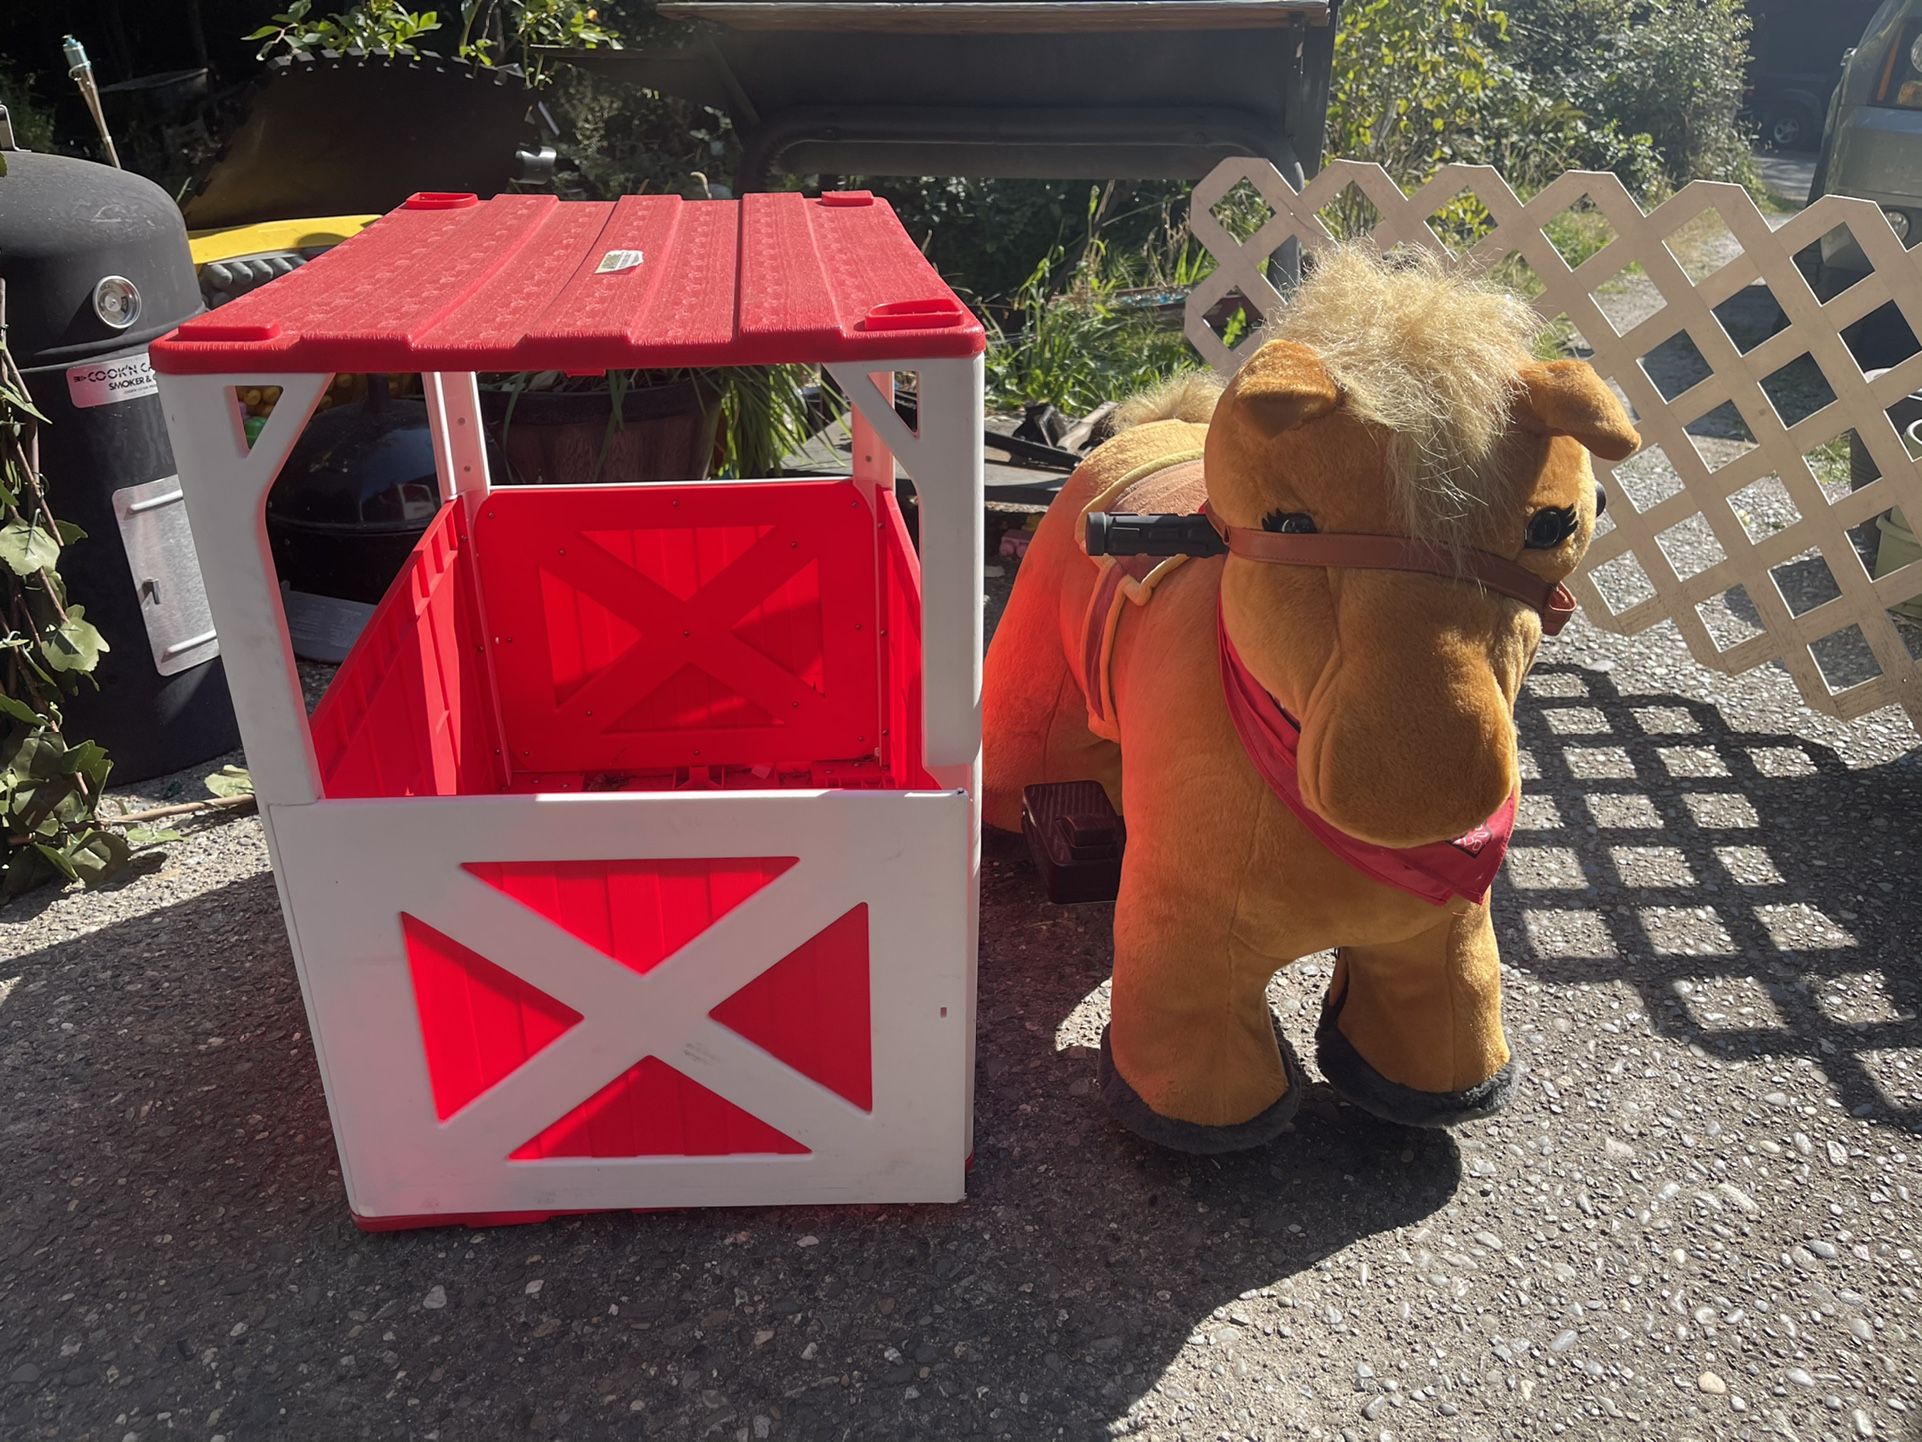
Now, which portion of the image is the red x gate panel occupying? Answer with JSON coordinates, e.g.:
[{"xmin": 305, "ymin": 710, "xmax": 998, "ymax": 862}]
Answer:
[
  {"xmin": 474, "ymin": 482, "xmax": 881, "ymax": 777},
  {"xmin": 401, "ymin": 854, "xmax": 874, "ymax": 1161},
  {"xmin": 402, "ymin": 915, "xmax": 582, "ymax": 1119},
  {"xmin": 512, "ymin": 1057, "xmax": 809, "ymax": 1160},
  {"xmin": 464, "ymin": 857, "xmax": 797, "ymax": 975}
]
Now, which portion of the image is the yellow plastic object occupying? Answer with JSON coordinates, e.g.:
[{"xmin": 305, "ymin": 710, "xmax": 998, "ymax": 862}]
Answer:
[
  {"xmin": 187, "ymin": 214, "xmax": 380, "ymax": 266},
  {"xmin": 188, "ymin": 219, "xmax": 385, "ymax": 421}
]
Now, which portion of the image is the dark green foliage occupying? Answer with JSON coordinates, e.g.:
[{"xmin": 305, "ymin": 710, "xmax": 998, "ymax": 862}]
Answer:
[
  {"xmin": 864, "ymin": 179, "xmax": 1181, "ymax": 317},
  {"xmin": 1, "ymin": 312, "xmax": 126, "ymax": 898},
  {"xmin": 0, "ymin": 61, "xmax": 58, "ymax": 154},
  {"xmin": 1327, "ymin": 0, "xmax": 1738, "ymax": 198},
  {"xmin": 545, "ymin": 67, "xmax": 735, "ymax": 200}
]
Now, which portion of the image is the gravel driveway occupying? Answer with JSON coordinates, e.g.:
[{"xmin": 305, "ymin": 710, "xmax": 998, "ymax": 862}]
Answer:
[{"xmin": 5, "ymin": 197, "xmax": 1922, "ymax": 1442}]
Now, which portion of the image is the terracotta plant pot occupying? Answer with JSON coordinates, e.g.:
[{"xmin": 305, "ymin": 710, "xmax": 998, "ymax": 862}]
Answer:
[{"xmin": 479, "ymin": 377, "xmax": 722, "ymax": 485}]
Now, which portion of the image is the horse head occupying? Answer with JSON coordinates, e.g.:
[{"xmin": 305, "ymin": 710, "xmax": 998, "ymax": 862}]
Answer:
[{"xmin": 1204, "ymin": 248, "xmax": 1640, "ymax": 850}]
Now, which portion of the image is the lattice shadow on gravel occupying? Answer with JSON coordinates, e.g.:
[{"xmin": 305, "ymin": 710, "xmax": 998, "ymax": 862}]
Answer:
[{"xmin": 1504, "ymin": 665, "xmax": 1922, "ymax": 1134}]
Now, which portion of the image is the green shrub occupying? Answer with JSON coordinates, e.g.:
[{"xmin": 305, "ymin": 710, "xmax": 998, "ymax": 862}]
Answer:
[
  {"xmin": 1475, "ymin": 60, "xmax": 1667, "ymax": 196},
  {"xmin": 1502, "ymin": 0, "xmax": 1754, "ymax": 187},
  {"xmin": 1323, "ymin": 0, "xmax": 1654, "ymax": 236},
  {"xmin": 869, "ymin": 178, "xmax": 1198, "ymax": 309},
  {"xmin": 984, "ymin": 241, "xmax": 1201, "ymax": 414},
  {"xmin": 1328, "ymin": 0, "xmax": 1751, "ymax": 201},
  {"xmin": 1591, "ymin": 0, "xmax": 1754, "ymax": 186},
  {"xmin": 1326, "ymin": 0, "xmax": 1510, "ymax": 185}
]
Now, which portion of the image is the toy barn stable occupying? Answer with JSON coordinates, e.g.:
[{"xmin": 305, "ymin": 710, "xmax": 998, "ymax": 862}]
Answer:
[{"xmin": 152, "ymin": 189, "xmax": 986, "ymax": 1229}]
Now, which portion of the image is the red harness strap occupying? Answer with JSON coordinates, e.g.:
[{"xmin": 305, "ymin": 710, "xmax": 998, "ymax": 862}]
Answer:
[{"xmin": 1216, "ymin": 602, "xmax": 1516, "ymax": 906}]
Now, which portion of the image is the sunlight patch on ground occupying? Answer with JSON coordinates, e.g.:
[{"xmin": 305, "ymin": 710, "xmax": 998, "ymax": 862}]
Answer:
[
  {"xmin": 1055, "ymin": 978, "xmax": 1112, "ymax": 1051},
  {"xmin": 1753, "ymin": 902, "xmax": 1857, "ymax": 950}
]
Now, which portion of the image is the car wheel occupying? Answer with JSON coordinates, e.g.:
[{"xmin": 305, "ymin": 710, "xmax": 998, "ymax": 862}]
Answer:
[{"xmin": 1762, "ymin": 99, "xmax": 1816, "ymax": 152}]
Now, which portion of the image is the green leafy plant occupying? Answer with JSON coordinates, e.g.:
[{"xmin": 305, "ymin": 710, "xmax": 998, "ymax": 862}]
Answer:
[
  {"xmin": 1473, "ymin": 61, "xmax": 1666, "ymax": 199},
  {"xmin": 712, "ymin": 367, "xmax": 823, "ymax": 479},
  {"xmin": 1326, "ymin": 1, "xmax": 1509, "ymax": 196},
  {"xmin": 203, "ymin": 765, "xmax": 257, "ymax": 800},
  {"xmin": 248, "ymin": 0, "xmax": 444, "ymax": 60},
  {"xmin": 248, "ymin": 0, "xmax": 616, "ymax": 80},
  {"xmin": 1587, "ymin": 0, "xmax": 1754, "ymax": 188},
  {"xmin": 1322, "ymin": 0, "xmax": 1746, "ymax": 219},
  {"xmin": 489, "ymin": 364, "xmax": 827, "ymax": 483},
  {"xmin": 547, "ymin": 70, "xmax": 733, "ymax": 199},
  {"xmin": 985, "ymin": 240, "xmax": 1203, "ymax": 416},
  {"xmin": 457, "ymin": 0, "xmax": 618, "ymax": 74},
  {"xmin": 1, "ymin": 292, "xmax": 124, "ymax": 897},
  {"xmin": 0, "ymin": 295, "xmax": 258, "ymax": 898}
]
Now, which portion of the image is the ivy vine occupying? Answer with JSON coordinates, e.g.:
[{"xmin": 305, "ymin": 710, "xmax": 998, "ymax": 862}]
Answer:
[{"xmin": 0, "ymin": 281, "xmax": 125, "ymax": 896}]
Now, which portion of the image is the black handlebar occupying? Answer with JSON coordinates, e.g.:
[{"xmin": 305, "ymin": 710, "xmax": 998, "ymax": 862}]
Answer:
[{"xmin": 1084, "ymin": 511, "xmax": 1229, "ymax": 559}]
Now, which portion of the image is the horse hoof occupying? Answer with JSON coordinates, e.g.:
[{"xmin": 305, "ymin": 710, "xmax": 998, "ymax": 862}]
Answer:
[
  {"xmin": 1313, "ymin": 1002, "xmax": 1519, "ymax": 1128},
  {"xmin": 1097, "ymin": 1023, "xmax": 1304, "ymax": 1154}
]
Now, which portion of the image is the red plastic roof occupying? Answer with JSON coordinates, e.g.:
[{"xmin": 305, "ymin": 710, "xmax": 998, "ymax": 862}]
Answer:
[{"xmin": 151, "ymin": 190, "xmax": 984, "ymax": 375}]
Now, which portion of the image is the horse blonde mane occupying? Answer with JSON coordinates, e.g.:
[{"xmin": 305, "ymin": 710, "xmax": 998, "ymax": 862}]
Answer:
[
  {"xmin": 1111, "ymin": 370, "xmax": 1224, "ymax": 430},
  {"xmin": 1109, "ymin": 246, "xmax": 1541, "ymax": 546},
  {"xmin": 1265, "ymin": 245, "xmax": 1543, "ymax": 545}
]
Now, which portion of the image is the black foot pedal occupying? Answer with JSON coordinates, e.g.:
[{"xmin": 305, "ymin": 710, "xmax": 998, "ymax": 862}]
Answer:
[{"xmin": 1021, "ymin": 781, "xmax": 1126, "ymax": 904}]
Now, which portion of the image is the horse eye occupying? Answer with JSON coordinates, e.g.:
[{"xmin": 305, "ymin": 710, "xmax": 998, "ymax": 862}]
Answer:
[
  {"xmin": 1525, "ymin": 506, "xmax": 1578, "ymax": 550},
  {"xmin": 1261, "ymin": 511, "xmax": 1318, "ymax": 534}
]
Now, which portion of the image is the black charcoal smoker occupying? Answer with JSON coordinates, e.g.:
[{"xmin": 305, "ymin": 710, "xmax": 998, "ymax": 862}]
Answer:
[{"xmin": 0, "ymin": 108, "xmax": 239, "ymax": 781}]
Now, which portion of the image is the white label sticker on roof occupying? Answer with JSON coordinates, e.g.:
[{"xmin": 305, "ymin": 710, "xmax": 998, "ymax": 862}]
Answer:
[{"xmin": 596, "ymin": 249, "xmax": 645, "ymax": 274}]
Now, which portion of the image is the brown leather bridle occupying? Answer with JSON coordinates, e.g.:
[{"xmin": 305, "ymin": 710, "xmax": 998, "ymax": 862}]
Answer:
[
  {"xmin": 1084, "ymin": 509, "xmax": 1577, "ymax": 636},
  {"xmin": 1207, "ymin": 514, "xmax": 1578, "ymax": 636}
]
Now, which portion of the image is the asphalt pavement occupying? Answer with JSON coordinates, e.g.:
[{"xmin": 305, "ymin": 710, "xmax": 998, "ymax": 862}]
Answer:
[{"xmin": 3, "ymin": 541, "xmax": 1919, "ymax": 1441}]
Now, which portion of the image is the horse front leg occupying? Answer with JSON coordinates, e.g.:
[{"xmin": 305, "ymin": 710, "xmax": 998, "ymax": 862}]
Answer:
[
  {"xmin": 1316, "ymin": 903, "xmax": 1518, "ymax": 1127},
  {"xmin": 1100, "ymin": 862, "xmax": 1306, "ymax": 1153}
]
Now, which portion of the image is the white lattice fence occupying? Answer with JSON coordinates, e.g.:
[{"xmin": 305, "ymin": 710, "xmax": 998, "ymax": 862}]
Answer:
[{"xmin": 1185, "ymin": 159, "xmax": 1922, "ymax": 728}]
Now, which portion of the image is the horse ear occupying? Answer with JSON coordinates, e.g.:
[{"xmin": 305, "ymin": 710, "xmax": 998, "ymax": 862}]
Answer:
[
  {"xmin": 1226, "ymin": 339, "xmax": 1343, "ymax": 432},
  {"xmin": 1516, "ymin": 359, "xmax": 1640, "ymax": 461}
]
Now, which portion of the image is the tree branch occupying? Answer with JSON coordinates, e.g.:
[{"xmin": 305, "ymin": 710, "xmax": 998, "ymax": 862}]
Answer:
[{"xmin": 111, "ymin": 794, "xmax": 257, "ymax": 826}]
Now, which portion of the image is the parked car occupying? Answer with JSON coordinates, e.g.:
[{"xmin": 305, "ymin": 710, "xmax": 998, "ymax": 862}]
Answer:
[
  {"xmin": 1809, "ymin": 0, "xmax": 1922, "ymax": 360},
  {"xmin": 1745, "ymin": 0, "xmax": 1886, "ymax": 151}
]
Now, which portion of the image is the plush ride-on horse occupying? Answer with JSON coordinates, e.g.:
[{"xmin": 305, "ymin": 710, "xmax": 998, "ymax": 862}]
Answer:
[{"xmin": 983, "ymin": 248, "xmax": 1640, "ymax": 1152}]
